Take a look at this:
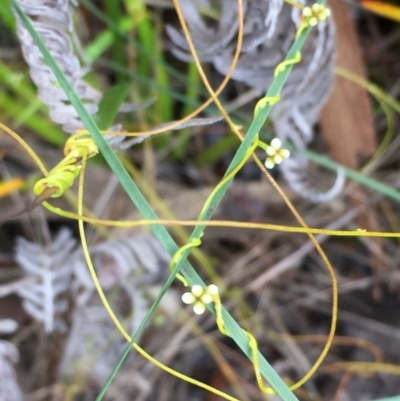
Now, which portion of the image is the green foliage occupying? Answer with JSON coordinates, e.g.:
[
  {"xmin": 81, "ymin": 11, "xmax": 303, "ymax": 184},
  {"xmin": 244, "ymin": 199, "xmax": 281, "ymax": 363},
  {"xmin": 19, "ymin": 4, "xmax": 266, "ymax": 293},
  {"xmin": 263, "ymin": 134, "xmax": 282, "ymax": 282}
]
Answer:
[
  {"xmin": 0, "ymin": 0, "xmax": 15, "ymax": 31},
  {"xmin": 95, "ymin": 83, "xmax": 130, "ymax": 130},
  {"xmin": 0, "ymin": 61, "xmax": 65, "ymax": 145},
  {"xmin": 372, "ymin": 397, "xmax": 400, "ymax": 401},
  {"xmin": 6, "ymin": 1, "xmax": 400, "ymax": 400},
  {"xmin": 11, "ymin": 0, "xmax": 317, "ymax": 398}
]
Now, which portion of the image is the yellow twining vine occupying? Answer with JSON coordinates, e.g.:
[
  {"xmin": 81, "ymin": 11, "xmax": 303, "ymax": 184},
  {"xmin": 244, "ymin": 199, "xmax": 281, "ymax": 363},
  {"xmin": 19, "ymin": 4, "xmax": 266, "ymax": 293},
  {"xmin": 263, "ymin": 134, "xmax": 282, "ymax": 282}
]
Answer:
[
  {"xmin": 101, "ymin": 0, "xmax": 246, "ymax": 140},
  {"xmin": 5, "ymin": 0, "xmax": 400, "ymax": 397},
  {"xmin": 181, "ymin": 284, "xmax": 310, "ymax": 394},
  {"xmin": 1, "ymin": 2, "xmax": 341, "ymax": 399},
  {"xmin": 75, "ymin": 155, "xmax": 243, "ymax": 401},
  {"xmin": 0, "ymin": 126, "xmax": 242, "ymax": 400},
  {"xmin": 169, "ymin": 2, "xmax": 335, "ymax": 395},
  {"xmin": 33, "ymin": 130, "xmax": 99, "ymax": 199},
  {"xmin": 252, "ymin": 4, "xmax": 330, "ymax": 113}
]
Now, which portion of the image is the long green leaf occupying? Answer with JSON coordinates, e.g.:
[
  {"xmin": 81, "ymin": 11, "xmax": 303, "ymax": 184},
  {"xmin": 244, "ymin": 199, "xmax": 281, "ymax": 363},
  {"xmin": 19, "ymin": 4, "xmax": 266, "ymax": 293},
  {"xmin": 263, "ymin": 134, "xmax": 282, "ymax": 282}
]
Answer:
[{"xmin": 94, "ymin": 83, "xmax": 130, "ymax": 130}]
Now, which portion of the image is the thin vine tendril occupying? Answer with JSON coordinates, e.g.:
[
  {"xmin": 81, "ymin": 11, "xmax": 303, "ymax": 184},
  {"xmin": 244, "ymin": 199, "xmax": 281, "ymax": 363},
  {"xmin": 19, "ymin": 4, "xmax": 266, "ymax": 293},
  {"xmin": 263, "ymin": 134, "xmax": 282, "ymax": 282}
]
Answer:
[
  {"xmin": 76, "ymin": 151, "xmax": 242, "ymax": 401},
  {"xmin": 33, "ymin": 130, "xmax": 99, "ymax": 198},
  {"xmin": 169, "ymin": 3, "xmax": 336, "ymax": 395},
  {"xmin": 3, "ymin": 2, "xmax": 337, "ymax": 397}
]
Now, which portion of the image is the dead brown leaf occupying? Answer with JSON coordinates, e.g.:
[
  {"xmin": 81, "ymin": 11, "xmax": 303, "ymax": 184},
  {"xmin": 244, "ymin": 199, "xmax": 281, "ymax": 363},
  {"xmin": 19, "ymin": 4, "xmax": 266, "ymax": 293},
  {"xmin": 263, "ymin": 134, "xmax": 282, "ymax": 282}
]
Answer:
[
  {"xmin": 321, "ymin": 0, "xmax": 382, "ymax": 296},
  {"xmin": 321, "ymin": 0, "xmax": 377, "ymax": 165}
]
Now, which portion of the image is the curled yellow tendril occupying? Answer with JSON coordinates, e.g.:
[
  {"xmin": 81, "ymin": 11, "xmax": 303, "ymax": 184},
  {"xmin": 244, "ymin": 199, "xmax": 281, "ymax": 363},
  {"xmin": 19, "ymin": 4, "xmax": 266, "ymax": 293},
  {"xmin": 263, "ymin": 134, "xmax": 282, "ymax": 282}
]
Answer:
[
  {"xmin": 274, "ymin": 50, "xmax": 302, "ymax": 77},
  {"xmin": 254, "ymin": 95, "xmax": 281, "ymax": 115},
  {"xmin": 33, "ymin": 130, "xmax": 98, "ymax": 198},
  {"xmin": 169, "ymin": 238, "xmax": 202, "ymax": 287}
]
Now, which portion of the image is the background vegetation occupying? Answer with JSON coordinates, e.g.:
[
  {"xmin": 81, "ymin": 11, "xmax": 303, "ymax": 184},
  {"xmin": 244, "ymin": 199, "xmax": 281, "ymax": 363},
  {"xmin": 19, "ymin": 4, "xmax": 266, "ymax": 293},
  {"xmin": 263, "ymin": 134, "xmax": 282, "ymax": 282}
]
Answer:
[{"xmin": 1, "ymin": 0, "xmax": 400, "ymax": 400}]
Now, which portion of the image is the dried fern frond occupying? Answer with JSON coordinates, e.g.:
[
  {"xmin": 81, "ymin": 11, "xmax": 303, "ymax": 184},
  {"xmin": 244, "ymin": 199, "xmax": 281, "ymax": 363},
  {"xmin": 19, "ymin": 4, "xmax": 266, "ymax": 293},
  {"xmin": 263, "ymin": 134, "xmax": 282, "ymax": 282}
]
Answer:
[
  {"xmin": 0, "ymin": 320, "xmax": 19, "ymax": 335},
  {"xmin": 60, "ymin": 290, "xmax": 179, "ymax": 392},
  {"xmin": 71, "ymin": 233, "xmax": 172, "ymax": 351},
  {"xmin": 61, "ymin": 234, "xmax": 171, "ymax": 386},
  {"xmin": 58, "ymin": 297, "xmax": 132, "ymax": 386},
  {"xmin": 11, "ymin": 0, "xmax": 142, "ymax": 148},
  {"xmin": 72, "ymin": 233, "xmax": 170, "ymax": 306},
  {"xmin": 279, "ymin": 155, "xmax": 345, "ymax": 202},
  {"xmin": 169, "ymin": 0, "xmax": 342, "ymax": 202},
  {"xmin": 12, "ymin": 0, "xmax": 102, "ymax": 134},
  {"xmin": 0, "ymin": 340, "xmax": 24, "ymax": 401},
  {"xmin": 14, "ymin": 228, "xmax": 76, "ymax": 333},
  {"xmin": 0, "ymin": 320, "xmax": 23, "ymax": 401},
  {"xmin": 167, "ymin": 0, "xmax": 294, "ymax": 89}
]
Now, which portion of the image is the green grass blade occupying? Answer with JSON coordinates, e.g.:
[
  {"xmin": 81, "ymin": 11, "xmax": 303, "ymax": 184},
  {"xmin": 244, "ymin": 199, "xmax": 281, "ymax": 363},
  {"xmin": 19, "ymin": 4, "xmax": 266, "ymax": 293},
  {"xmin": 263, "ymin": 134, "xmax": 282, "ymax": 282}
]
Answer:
[
  {"xmin": 104, "ymin": 0, "xmax": 125, "ymax": 82},
  {"xmin": 0, "ymin": 61, "xmax": 65, "ymax": 145},
  {"xmin": 94, "ymin": 83, "xmax": 131, "ymax": 130},
  {"xmin": 304, "ymin": 149, "xmax": 400, "ymax": 203},
  {"xmin": 0, "ymin": 0, "xmax": 15, "ymax": 31}
]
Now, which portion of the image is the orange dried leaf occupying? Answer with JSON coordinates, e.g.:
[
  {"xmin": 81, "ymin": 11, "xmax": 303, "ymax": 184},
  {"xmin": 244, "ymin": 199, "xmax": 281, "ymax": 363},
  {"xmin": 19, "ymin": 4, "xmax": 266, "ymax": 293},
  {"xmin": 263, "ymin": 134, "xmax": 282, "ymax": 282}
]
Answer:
[
  {"xmin": 321, "ymin": 0, "xmax": 382, "ymax": 293},
  {"xmin": 361, "ymin": 0, "xmax": 400, "ymax": 22},
  {"xmin": 322, "ymin": 0, "xmax": 377, "ymax": 167},
  {"xmin": 0, "ymin": 178, "xmax": 24, "ymax": 198}
]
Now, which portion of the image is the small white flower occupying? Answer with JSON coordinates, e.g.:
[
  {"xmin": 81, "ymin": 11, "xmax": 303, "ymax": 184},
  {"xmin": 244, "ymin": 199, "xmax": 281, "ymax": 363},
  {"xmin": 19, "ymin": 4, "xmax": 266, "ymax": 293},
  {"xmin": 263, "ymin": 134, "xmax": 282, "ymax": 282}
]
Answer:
[
  {"xmin": 181, "ymin": 284, "xmax": 219, "ymax": 315},
  {"xmin": 264, "ymin": 138, "xmax": 290, "ymax": 169},
  {"xmin": 302, "ymin": 4, "xmax": 331, "ymax": 27}
]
